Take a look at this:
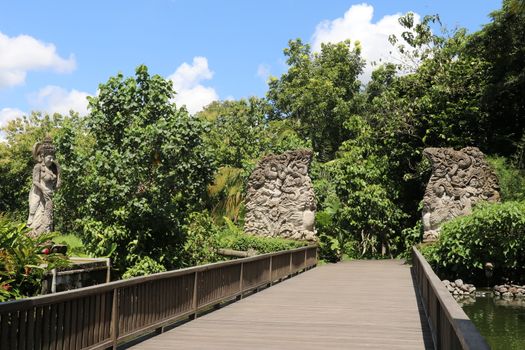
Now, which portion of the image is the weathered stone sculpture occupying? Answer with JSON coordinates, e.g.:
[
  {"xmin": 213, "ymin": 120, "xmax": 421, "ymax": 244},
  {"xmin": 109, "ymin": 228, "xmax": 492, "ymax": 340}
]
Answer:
[
  {"xmin": 28, "ymin": 136, "xmax": 61, "ymax": 237},
  {"xmin": 244, "ymin": 150, "xmax": 316, "ymax": 241},
  {"xmin": 422, "ymin": 147, "xmax": 500, "ymax": 242}
]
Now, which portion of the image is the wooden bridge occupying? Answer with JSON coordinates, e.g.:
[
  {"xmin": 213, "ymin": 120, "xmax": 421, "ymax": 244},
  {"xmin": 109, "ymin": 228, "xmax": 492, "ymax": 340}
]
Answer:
[
  {"xmin": 131, "ymin": 259, "xmax": 433, "ymax": 349},
  {"xmin": 0, "ymin": 246, "xmax": 489, "ymax": 350}
]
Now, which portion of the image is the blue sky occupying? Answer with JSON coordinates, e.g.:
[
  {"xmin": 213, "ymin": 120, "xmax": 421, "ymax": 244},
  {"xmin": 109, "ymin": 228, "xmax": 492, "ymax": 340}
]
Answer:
[{"xmin": 0, "ymin": 0, "xmax": 501, "ymax": 128}]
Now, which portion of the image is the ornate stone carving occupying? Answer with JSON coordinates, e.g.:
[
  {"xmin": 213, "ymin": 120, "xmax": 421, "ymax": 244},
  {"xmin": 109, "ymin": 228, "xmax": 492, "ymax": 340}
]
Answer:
[
  {"xmin": 244, "ymin": 150, "xmax": 316, "ymax": 241},
  {"xmin": 27, "ymin": 136, "xmax": 61, "ymax": 237},
  {"xmin": 422, "ymin": 147, "xmax": 500, "ymax": 242}
]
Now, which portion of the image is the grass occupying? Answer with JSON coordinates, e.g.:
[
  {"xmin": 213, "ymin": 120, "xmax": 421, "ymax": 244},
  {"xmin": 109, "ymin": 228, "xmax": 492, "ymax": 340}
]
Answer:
[{"xmin": 52, "ymin": 233, "xmax": 89, "ymax": 257}]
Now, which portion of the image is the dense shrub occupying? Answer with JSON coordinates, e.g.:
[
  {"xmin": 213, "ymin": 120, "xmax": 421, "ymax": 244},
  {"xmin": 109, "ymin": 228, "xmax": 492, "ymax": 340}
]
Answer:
[
  {"xmin": 0, "ymin": 217, "xmax": 69, "ymax": 301},
  {"xmin": 122, "ymin": 256, "xmax": 166, "ymax": 279},
  {"xmin": 422, "ymin": 201, "xmax": 525, "ymax": 285},
  {"xmin": 487, "ymin": 156, "xmax": 525, "ymax": 201},
  {"xmin": 317, "ymin": 233, "xmax": 357, "ymax": 263},
  {"xmin": 181, "ymin": 212, "xmax": 220, "ymax": 267},
  {"xmin": 217, "ymin": 219, "xmax": 305, "ymax": 254}
]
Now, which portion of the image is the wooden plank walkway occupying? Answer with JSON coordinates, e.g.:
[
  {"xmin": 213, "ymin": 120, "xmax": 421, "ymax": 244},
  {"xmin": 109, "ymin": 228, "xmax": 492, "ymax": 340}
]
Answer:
[{"xmin": 130, "ymin": 260, "xmax": 434, "ymax": 349}]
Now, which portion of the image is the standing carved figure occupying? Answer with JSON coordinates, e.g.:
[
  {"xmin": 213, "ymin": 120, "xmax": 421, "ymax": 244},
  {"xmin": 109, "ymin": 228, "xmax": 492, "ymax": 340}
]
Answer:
[
  {"xmin": 27, "ymin": 136, "xmax": 61, "ymax": 237},
  {"xmin": 422, "ymin": 147, "xmax": 499, "ymax": 242}
]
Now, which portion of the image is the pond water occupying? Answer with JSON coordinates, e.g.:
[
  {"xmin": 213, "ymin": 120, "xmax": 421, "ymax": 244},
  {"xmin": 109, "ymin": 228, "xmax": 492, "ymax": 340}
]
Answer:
[{"xmin": 458, "ymin": 292, "xmax": 525, "ymax": 350}]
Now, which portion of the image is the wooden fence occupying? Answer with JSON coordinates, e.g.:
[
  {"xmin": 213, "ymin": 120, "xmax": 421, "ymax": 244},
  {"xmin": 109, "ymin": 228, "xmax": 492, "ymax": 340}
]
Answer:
[
  {"xmin": 0, "ymin": 246, "xmax": 317, "ymax": 350},
  {"xmin": 412, "ymin": 247, "xmax": 489, "ymax": 350}
]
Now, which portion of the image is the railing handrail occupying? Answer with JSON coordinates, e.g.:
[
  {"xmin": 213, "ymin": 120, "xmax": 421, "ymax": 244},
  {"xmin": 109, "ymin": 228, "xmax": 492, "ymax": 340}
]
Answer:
[
  {"xmin": 0, "ymin": 244, "xmax": 318, "ymax": 349},
  {"xmin": 0, "ymin": 245, "xmax": 315, "ymax": 311},
  {"xmin": 412, "ymin": 246, "xmax": 489, "ymax": 350}
]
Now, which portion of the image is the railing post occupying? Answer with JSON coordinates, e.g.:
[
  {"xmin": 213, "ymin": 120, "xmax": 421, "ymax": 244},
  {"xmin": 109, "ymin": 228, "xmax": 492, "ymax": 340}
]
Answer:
[
  {"xmin": 191, "ymin": 271, "xmax": 199, "ymax": 319},
  {"xmin": 269, "ymin": 256, "xmax": 273, "ymax": 286},
  {"xmin": 238, "ymin": 262, "xmax": 244, "ymax": 300},
  {"xmin": 105, "ymin": 258, "xmax": 111, "ymax": 283},
  {"xmin": 111, "ymin": 288, "xmax": 119, "ymax": 349},
  {"xmin": 303, "ymin": 248, "xmax": 307, "ymax": 270},
  {"xmin": 289, "ymin": 252, "xmax": 293, "ymax": 276}
]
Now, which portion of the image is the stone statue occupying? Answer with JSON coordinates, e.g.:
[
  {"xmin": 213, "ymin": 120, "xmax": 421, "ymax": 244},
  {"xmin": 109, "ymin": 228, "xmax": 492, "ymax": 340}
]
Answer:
[
  {"xmin": 27, "ymin": 136, "xmax": 61, "ymax": 237},
  {"xmin": 244, "ymin": 150, "xmax": 317, "ymax": 241},
  {"xmin": 422, "ymin": 147, "xmax": 499, "ymax": 242}
]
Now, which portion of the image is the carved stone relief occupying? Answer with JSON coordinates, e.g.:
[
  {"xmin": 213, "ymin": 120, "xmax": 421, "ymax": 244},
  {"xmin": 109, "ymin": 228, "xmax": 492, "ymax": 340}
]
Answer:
[
  {"xmin": 422, "ymin": 147, "xmax": 500, "ymax": 242},
  {"xmin": 244, "ymin": 150, "xmax": 317, "ymax": 241}
]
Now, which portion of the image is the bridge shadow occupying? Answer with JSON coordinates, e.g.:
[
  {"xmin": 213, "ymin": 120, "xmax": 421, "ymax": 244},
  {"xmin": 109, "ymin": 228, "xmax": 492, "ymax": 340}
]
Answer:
[{"xmin": 409, "ymin": 265, "xmax": 437, "ymax": 350}]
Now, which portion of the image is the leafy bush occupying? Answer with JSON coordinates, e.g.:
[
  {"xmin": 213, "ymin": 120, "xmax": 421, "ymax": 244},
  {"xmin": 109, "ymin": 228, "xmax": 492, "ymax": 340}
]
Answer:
[
  {"xmin": 0, "ymin": 217, "xmax": 69, "ymax": 301},
  {"xmin": 312, "ymin": 117, "xmax": 407, "ymax": 259},
  {"xmin": 181, "ymin": 212, "xmax": 220, "ymax": 267},
  {"xmin": 55, "ymin": 66, "xmax": 216, "ymax": 273},
  {"xmin": 396, "ymin": 222, "xmax": 424, "ymax": 260},
  {"xmin": 122, "ymin": 256, "xmax": 166, "ymax": 279},
  {"xmin": 317, "ymin": 233, "xmax": 357, "ymax": 263},
  {"xmin": 487, "ymin": 156, "xmax": 525, "ymax": 201},
  {"xmin": 218, "ymin": 218, "xmax": 305, "ymax": 254},
  {"xmin": 422, "ymin": 201, "xmax": 525, "ymax": 284},
  {"xmin": 314, "ymin": 180, "xmax": 359, "ymax": 262}
]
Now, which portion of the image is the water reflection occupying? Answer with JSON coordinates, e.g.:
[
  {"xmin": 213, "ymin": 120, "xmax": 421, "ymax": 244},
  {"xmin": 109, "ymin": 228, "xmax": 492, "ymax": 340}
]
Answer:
[{"xmin": 461, "ymin": 293, "xmax": 525, "ymax": 350}]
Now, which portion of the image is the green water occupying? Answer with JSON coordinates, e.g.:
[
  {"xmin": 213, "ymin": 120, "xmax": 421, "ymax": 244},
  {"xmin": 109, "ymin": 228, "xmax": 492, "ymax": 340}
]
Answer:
[{"xmin": 459, "ymin": 294, "xmax": 525, "ymax": 349}]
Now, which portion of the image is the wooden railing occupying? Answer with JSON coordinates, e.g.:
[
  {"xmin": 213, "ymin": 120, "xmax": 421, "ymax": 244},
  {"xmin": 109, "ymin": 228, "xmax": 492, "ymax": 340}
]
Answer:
[
  {"xmin": 412, "ymin": 247, "xmax": 489, "ymax": 350},
  {"xmin": 0, "ymin": 245, "xmax": 317, "ymax": 350}
]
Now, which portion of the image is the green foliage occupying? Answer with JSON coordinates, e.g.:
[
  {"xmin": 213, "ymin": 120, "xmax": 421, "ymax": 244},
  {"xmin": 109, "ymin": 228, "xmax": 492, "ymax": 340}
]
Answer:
[
  {"xmin": 0, "ymin": 112, "xmax": 70, "ymax": 220},
  {"xmin": 217, "ymin": 218, "xmax": 304, "ymax": 253},
  {"xmin": 52, "ymin": 234, "xmax": 88, "ymax": 257},
  {"xmin": 0, "ymin": 217, "xmax": 69, "ymax": 301},
  {"xmin": 200, "ymin": 98, "xmax": 309, "ymax": 224},
  {"xmin": 206, "ymin": 166, "xmax": 246, "ymax": 224},
  {"xmin": 317, "ymin": 233, "xmax": 357, "ymax": 263},
  {"xmin": 60, "ymin": 65, "xmax": 216, "ymax": 273},
  {"xmin": 396, "ymin": 222, "xmax": 423, "ymax": 260},
  {"xmin": 268, "ymin": 39, "xmax": 364, "ymax": 161},
  {"xmin": 423, "ymin": 201, "xmax": 525, "ymax": 284},
  {"xmin": 467, "ymin": 0, "xmax": 525, "ymax": 158},
  {"xmin": 122, "ymin": 256, "xmax": 166, "ymax": 279},
  {"xmin": 1, "ymin": 1, "xmax": 524, "ymax": 279},
  {"xmin": 181, "ymin": 212, "xmax": 220, "ymax": 267},
  {"xmin": 199, "ymin": 98, "xmax": 270, "ymax": 169},
  {"xmin": 487, "ymin": 156, "xmax": 525, "ymax": 201},
  {"xmin": 315, "ymin": 116, "xmax": 407, "ymax": 259}
]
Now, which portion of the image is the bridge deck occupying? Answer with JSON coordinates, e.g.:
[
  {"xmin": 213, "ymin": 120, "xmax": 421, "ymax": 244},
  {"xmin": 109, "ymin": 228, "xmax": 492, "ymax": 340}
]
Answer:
[{"xmin": 130, "ymin": 260, "xmax": 434, "ymax": 349}]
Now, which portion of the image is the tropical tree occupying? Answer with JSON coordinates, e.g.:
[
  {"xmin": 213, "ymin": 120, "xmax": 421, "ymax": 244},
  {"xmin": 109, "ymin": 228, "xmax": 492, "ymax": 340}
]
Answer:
[
  {"xmin": 60, "ymin": 65, "xmax": 216, "ymax": 272},
  {"xmin": 466, "ymin": 0, "xmax": 525, "ymax": 160},
  {"xmin": 267, "ymin": 39, "xmax": 364, "ymax": 162},
  {"xmin": 200, "ymin": 98, "xmax": 308, "ymax": 224}
]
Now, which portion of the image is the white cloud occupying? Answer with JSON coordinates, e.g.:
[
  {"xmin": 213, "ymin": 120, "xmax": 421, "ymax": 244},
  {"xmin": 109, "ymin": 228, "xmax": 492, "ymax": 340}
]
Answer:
[
  {"xmin": 0, "ymin": 32, "xmax": 76, "ymax": 89},
  {"xmin": 167, "ymin": 57, "xmax": 218, "ymax": 114},
  {"xmin": 0, "ymin": 107, "xmax": 25, "ymax": 141},
  {"xmin": 311, "ymin": 3, "xmax": 420, "ymax": 82},
  {"xmin": 256, "ymin": 63, "xmax": 271, "ymax": 82},
  {"xmin": 0, "ymin": 107, "xmax": 24, "ymax": 128},
  {"xmin": 30, "ymin": 85, "xmax": 90, "ymax": 115}
]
